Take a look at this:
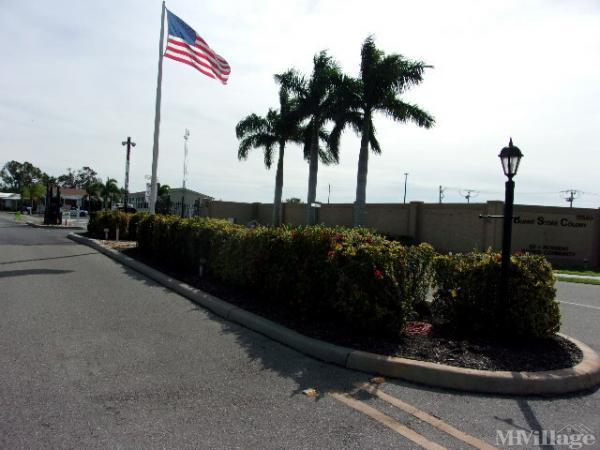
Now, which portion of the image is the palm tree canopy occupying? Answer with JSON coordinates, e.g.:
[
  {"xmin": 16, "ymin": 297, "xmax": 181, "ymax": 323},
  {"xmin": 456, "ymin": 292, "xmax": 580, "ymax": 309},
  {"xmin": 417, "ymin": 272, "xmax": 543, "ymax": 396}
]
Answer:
[
  {"xmin": 361, "ymin": 36, "xmax": 434, "ymax": 127},
  {"xmin": 236, "ymin": 111, "xmax": 279, "ymax": 169},
  {"xmin": 99, "ymin": 178, "xmax": 119, "ymax": 199},
  {"xmin": 158, "ymin": 184, "xmax": 170, "ymax": 197},
  {"xmin": 277, "ymin": 52, "xmax": 343, "ymax": 128},
  {"xmin": 86, "ymin": 181, "xmax": 102, "ymax": 197},
  {"xmin": 329, "ymin": 36, "xmax": 435, "ymax": 155},
  {"xmin": 276, "ymin": 52, "xmax": 345, "ymax": 165}
]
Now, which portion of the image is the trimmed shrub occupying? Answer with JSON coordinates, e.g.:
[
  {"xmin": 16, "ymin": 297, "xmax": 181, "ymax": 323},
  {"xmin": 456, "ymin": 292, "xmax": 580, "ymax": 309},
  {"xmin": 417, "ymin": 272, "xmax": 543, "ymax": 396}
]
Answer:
[
  {"xmin": 136, "ymin": 215, "xmax": 245, "ymax": 272},
  {"xmin": 128, "ymin": 212, "xmax": 149, "ymax": 241},
  {"xmin": 87, "ymin": 210, "xmax": 148, "ymax": 240},
  {"xmin": 432, "ymin": 251, "xmax": 560, "ymax": 339},
  {"xmin": 88, "ymin": 210, "xmax": 129, "ymax": 239},
  {"xmin": 135, "ymin": 217, "xmax": 435, "ymax": 337}
]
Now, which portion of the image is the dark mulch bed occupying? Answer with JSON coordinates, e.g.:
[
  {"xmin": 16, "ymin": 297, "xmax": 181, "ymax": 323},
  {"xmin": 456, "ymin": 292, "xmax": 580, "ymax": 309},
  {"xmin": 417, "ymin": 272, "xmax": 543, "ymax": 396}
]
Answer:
[{"xmin": 121, "ymin": 246, "xmax": 582, "ymax": 372}]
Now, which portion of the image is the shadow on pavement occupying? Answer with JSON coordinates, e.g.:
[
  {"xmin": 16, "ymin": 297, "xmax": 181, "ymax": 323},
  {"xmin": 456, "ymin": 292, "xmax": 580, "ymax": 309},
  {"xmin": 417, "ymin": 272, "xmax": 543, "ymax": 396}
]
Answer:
[
  {"xmin": 112, "ymin": 255, "xmax": 600, "ymax": 422},
  {"xmin": 0, "ymin": 252, "xmax": 97, "ymax": 266},
  {"xmin": 114, "ymin": 263, "xmax": 367, "ymax": 400},
  {"xmin": 0, "ymin": 268, "xmax": 74, "ymax": 278}
]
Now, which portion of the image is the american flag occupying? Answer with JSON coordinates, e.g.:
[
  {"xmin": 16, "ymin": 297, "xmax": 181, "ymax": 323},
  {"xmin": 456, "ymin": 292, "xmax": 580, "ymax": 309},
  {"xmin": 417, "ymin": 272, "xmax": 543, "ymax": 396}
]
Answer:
[{"xmin": 164, "ymin": 9, "xmax": 231, "ymax": 84}]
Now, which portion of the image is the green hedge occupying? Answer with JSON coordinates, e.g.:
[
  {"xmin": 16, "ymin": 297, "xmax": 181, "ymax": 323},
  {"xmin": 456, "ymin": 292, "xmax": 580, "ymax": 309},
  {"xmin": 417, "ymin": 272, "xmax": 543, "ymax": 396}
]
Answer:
[
  {"xmin": 116, "ymin": 213, "xmax": 561, "ymax": 341},
  {"xmin": 432, "ymin": 251, "xmax": 560, "ymax": 339},
  {"xmin": 88, "ymin": 210, "xmax": 148, "ymax": 240},
  {"xmin": 136, "ymin": 216, "xmax": 435, "ymax": 337}
]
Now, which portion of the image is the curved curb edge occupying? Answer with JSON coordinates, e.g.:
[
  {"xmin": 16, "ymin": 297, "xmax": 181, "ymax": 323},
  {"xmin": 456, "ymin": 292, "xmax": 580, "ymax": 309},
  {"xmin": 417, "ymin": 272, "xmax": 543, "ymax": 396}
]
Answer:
[{"xmin": 68, "ymin": 232, "xmax": 600, "ymax": 396}]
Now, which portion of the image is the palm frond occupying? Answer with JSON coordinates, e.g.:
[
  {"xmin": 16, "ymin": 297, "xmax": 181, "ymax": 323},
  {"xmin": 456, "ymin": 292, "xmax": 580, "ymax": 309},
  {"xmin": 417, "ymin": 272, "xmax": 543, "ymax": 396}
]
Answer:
[
  {"xmin": 368, "ymin": 120, "xmax": 381, "ymax": 154},
  {"xmin": 263, "ymin": 142, "xmax": 275, "ymax": 169},
  {"xmin": 235, "ymin": 113, "xmax": 269, "ymax": 139},
  {"xmin": 380, "ymin": 96, "xmax": 435, "ymax": 128},
  {"xmin": 275, "ymin": 69, "xmax": 307, "ymax": 98},
  {"xmin": 382, "ymin": 55, "xmax": 430, "ymax": 94},
  {"xmin": 238, "ymin": 136, "xmax": 257, "ymax": 160}
]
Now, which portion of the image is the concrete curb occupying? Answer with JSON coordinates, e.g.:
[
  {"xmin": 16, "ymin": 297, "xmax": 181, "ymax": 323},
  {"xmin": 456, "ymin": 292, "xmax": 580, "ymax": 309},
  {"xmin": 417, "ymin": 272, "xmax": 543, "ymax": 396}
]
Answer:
[{"xmin": 68, "ymin": 232, "xmax": 600, "ymax": 396}]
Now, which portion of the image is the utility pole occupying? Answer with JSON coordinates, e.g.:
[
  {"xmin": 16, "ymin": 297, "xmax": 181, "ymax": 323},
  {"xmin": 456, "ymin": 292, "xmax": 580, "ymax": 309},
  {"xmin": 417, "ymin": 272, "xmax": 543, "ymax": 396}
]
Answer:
[
  {"xmin": 403, "ymin": 173, "xmax": 409, "ymax": 204},
  {"xmin": 459, "ymin": 189, "xmax": 479, "ymax": 204},
  {"xmin": 328, "ymin": 184, "xmax": 331, "ymax": 204},
  {"xmin": 438, "ymin": 185, "xmax": 445, "ymax": 204},
  {"xmin": 121, "ymin": 137, "xmax": 136, "ymax": 212},
  {"xmin": 561, "ymin": 189, "xmax": 580, "ymax": 208},
  {"xmin": 182, "ymin": 129, "xmax": 190, "ymax": 218}
]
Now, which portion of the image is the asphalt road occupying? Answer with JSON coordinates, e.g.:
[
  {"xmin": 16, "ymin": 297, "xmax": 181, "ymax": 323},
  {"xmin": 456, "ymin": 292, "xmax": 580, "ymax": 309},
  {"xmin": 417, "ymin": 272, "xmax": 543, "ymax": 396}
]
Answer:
[{"xmin": 1, "ymin": 213, "xmax": 599, "ymax": 449}]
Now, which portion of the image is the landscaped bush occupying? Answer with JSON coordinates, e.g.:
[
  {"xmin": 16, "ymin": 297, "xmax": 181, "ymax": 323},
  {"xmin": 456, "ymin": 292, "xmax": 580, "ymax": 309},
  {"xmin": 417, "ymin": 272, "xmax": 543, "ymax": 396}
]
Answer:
[
  {"xmin": 135, "ymin": 216, "xmax": 435, "ymax": 337},
  {"xmin": 127, "ymin": 212, "xmax": 149, "ymax": 241},
  {"xmin": 136, "ymin": 215, "xmax": 244, "ymax": 271},
  {"xmin": 131, "ymin": 214, "xmax": 561, "ymax": 341},
  {"xmin": 87, "ymin": 210, "xmax": 148, "ymax": 240},
  {"xmin": 432, "ymin": 251, "xmax": 560, "ymax": 339}
]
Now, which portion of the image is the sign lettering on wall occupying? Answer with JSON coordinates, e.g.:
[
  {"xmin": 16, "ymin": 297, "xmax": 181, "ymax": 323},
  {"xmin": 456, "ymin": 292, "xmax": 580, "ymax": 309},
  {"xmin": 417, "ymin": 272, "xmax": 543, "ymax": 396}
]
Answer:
[
  {"xmin": 513, "ymin": 215, "xmax": 592, "ymax": 229},
  {"xmin": 526, "ymin": 244, "xmax": 576, "ymax": 257},
  {"xmin": 512, "ymin": 213, "xmax": 594, "ymax": 261}
]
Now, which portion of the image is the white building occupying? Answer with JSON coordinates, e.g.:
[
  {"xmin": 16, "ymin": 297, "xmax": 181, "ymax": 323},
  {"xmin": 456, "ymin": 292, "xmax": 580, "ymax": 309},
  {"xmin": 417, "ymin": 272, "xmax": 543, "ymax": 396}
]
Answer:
[
  {"xmin": 0, "ymin": 192, "xmax": 21, "ymax": 210},
  {"xmin": 128, "ymin": 187, "xmax": 212, "ymax": 215}
]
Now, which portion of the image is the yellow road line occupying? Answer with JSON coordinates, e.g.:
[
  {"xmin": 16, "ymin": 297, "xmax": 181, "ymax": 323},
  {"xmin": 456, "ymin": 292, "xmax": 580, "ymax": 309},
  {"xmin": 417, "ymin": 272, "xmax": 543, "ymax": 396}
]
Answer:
[
  {"xmin": 329, "ymin": 392, "xmax": 447, "ymax": 450},
  {"xmin": 360, "ymin": 384, "xmax": 498, "ymax": 450}
]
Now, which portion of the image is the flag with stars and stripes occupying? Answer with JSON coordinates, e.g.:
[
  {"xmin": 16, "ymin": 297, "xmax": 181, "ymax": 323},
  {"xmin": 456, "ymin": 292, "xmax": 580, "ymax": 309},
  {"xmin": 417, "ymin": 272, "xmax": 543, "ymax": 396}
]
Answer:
[{"xmin": 164, "ymin": 9, "xmax": 231, "ymax": 84}]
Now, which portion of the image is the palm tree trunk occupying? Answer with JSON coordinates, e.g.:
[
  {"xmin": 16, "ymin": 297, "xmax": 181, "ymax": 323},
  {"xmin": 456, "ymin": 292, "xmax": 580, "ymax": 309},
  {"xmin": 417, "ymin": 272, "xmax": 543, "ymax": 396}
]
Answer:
[
  {"xmin": 272, "ymin": 141, "xmax": 285, "ymax": 226},
  {"xmin": 306, "ymin": 126, "xmax": 319, "ymax": 225},
  {"xmin": 354, "ymin": 117, "xmax": 370, "ymax": 227}
]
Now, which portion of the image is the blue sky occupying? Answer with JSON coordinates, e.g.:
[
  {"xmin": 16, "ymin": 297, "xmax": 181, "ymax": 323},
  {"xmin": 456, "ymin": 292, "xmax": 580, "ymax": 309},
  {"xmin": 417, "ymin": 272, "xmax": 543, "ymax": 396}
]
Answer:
[{"xmin": 1, "ymin": 0, "xmax": 599, "ymax": 207}]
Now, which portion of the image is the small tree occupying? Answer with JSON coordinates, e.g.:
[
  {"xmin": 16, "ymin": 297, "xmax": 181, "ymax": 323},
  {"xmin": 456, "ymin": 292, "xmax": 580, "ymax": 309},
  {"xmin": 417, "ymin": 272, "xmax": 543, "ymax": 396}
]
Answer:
[
  {"xmin": 21, "ymin": 183, "xmax": 45, "ymax": 211},
  {"xmin": 97, "ymin": 178, "xmax": 120, "ymax": 210}
]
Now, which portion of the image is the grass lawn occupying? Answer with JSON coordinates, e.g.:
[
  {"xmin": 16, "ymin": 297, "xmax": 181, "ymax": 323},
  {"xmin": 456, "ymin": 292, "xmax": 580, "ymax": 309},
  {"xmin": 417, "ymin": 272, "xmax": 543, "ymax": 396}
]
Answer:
[
  {"xmin": 556, "ymin": 276, "xmax": 600, "ymax": 286},
  {"xmin": 554, "ymin": 268, "xmax": 600, "ymax": 277}
]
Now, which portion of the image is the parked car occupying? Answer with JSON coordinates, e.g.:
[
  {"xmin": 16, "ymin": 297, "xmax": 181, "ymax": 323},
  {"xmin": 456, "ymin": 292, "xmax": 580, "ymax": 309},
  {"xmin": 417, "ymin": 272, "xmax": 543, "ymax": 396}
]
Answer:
[
  {"xmin": 113, "ymin": 203, "xmax": 137, "ymax": 213},
  {"xmin": 69, "ymin": 207, "xmax": 88, "ymax": 217}
]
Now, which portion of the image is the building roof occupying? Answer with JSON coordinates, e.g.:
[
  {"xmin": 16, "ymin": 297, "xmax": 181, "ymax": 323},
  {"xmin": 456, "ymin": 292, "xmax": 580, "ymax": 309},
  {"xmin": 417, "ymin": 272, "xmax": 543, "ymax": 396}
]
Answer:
[
  {"xmin": 61, "ymin": 188, "xmax": 87, "ymax": 196},
  {"xmin": 0, "ymin": 192, "xmax": 21, "ymax": 200},
  {"xmin": 129, "ymin": 187, "xmax": 213, "ymax": 199}
]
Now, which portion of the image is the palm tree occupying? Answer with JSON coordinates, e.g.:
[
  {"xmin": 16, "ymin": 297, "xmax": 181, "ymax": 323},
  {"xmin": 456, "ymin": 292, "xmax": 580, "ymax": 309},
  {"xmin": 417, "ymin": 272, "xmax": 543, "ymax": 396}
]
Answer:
[
  {"xmin": 236, "ymin": 78, "xmax": 302, "ymax": 225},
  {"xmin": 158, "ymin": 184, "xmax": 170, "ymax": 198},
  {"xmin": 330, "ymin": 36, "xmax": 435, "ymax": 227},
  {"xmin": 21, "ymin": 183, "xmax": 45, "ymax": 211},
  {"xmin": 97, "ymin": 177, "xmax": 120, "ymax": 210},
  {"xmin": 278, "ymin": 52, "xmax": 344, "ymax": 225},
  {"xmin": 85, "ymin": 181, "xmax": 103, "ymax": 212}
]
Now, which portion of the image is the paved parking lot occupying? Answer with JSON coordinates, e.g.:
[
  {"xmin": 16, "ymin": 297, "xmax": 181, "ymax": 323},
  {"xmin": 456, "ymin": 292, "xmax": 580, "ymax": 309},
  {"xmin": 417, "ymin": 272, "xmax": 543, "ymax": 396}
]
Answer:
[{"xmin": 1, "ymin": 213, "xmax": 598, "ymax": 449}]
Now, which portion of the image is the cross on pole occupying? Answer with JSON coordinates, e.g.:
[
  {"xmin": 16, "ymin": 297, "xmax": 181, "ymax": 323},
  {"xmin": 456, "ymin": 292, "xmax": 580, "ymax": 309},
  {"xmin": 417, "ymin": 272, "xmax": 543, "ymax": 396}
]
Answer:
[{"xmin": 122, "ymin": 136, "xmax": 136, "ymax": 212}]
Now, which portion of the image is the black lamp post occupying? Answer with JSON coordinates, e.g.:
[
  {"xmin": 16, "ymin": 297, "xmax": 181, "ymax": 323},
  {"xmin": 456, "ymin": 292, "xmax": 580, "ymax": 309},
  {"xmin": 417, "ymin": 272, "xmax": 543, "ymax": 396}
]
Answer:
[{"xmin": 498, "ymin": 138, "xmax": 523, "ymax": 305}]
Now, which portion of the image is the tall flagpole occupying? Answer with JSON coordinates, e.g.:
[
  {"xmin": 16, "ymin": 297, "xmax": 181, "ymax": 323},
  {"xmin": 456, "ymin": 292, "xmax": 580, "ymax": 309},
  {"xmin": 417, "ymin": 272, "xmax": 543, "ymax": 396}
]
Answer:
[{"xmin": 149, "ymin": 1, "xmax": 166, "ymax": 214}]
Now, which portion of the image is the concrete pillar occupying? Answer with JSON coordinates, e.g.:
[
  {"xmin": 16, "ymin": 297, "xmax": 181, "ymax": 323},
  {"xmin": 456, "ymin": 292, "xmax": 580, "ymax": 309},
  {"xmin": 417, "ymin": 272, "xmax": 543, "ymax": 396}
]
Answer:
[
  {"xmin": 408, "ymin": 201, "xmax": 423, "ymax": 241},
  {"xmin": 483, "ymin": 201, "xmax": 504, "ymax": 251},
  {"xmin": 281, "ymin": 202, "xmax": 287, "ymax": 225},
  {"xmin": 592, "ymin": 208, "xmax": 600, "ymax": 266},
  {"xmin": 251, "ymin": 202, "xmax": 260, "ymax": 222}
]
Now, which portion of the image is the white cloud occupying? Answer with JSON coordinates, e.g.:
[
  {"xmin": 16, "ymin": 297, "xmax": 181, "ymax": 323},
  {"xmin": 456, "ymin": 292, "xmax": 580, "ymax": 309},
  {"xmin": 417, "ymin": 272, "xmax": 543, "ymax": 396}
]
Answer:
[{"xmin": 1, "ymin": 0, "xmax": 599, "ymax": 207}]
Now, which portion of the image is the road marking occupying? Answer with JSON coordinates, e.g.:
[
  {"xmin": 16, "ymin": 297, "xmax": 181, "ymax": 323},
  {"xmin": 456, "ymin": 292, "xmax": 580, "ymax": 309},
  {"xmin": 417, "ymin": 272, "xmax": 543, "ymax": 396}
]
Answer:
[
  {"xmin": 360, "ymin": 384, "xmax": 498, "ymax": 450},
  {"xmin": 560, "ymin": 301, "xmax": 600, "ymax": 311},
  {"xmin": 330, "ymin": 392, "xmax": 447, "ymax": 450}
]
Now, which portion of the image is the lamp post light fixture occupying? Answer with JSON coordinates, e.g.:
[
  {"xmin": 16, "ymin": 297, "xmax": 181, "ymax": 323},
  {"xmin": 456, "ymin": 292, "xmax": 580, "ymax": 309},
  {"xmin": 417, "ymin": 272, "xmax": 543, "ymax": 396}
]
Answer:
[{"xmin": 498, "ymin": 138, "xmax": 523, "ymax": 305}]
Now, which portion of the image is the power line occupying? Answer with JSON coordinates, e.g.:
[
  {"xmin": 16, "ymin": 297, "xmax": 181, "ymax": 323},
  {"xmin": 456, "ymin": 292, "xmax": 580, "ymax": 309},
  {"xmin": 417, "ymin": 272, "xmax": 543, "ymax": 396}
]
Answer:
[
  {"xmin": 560, "ymin": 189, "xmax": 582, "ymax": 208},
  {"xmin": 459, "ymin": 189, "xmax": 479, "ymax": 203}
]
